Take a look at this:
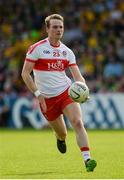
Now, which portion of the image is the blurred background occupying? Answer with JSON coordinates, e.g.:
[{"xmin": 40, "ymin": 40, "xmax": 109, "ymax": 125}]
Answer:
[{"xmin": 0, "ymin": 0, "xmax": 124, "ymax": 129}]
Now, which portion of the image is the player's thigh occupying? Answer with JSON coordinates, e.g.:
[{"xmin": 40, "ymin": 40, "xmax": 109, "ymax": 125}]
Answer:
[
  {"xmin": 63, "ymin": 102, "xmax": 83, "ymax": 125},
  {"xmin": 49, "ymin": 115, "xmax": 67, "ymax": 137}
]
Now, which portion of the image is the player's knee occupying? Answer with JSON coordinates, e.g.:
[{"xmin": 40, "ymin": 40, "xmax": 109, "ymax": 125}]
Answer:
[{"xmin": 72, "ymin": 118, "xmax": 84, "ymax": 130}]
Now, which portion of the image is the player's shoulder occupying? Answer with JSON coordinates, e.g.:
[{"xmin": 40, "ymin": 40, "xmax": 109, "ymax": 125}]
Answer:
[
  {"xmin": 61, "ymin": 42, "xmax": 74, "ymax": 55},
  {"xmin": 28, "ymin": 38, "xmax": 47, "ymax": 54}
]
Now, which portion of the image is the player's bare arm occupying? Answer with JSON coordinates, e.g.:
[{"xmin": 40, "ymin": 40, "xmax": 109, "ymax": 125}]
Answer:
[
  {"xmin": 21, "ymin": 61, "xmax": 37, "ymax": 93},
  {"xmin": 69, "ymin": 65, "xmax": 86, "ymax": 83},
  {"xmin": 21, "ymin": 61, "xmax": 47, "ymax": 113}
]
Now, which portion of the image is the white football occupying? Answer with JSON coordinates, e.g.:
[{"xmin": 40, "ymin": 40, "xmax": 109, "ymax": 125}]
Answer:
[{"xmin": 68, "ymin": 81, "xmax": 89, "ymax": 103}]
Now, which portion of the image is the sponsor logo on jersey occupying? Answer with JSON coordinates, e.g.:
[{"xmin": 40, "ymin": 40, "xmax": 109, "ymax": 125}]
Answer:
[
  {"xmin": 48, "ymin": 60, "xmax": 64, "ymax": 70},
  {"xmin": 43, "ymin": 50, "xmax": 50, "ymax": 54}
]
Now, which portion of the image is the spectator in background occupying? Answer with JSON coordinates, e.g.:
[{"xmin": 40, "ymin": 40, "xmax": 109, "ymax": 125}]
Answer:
[
  {"xmin": 0, "ymin": 80, "xmax": 17, "ymax": 127},
  {"xmin": 116, "ymin": 77, "xmax": 124, "ymax": 92},
  {"xmin": 103, "ymin": 55, "xmax": 123, "ymax": 92},
  {"xmin": 103, "ymin": 55, "xmax": 123, "ymax": 79},
  {"xmin": 0, "ymin": 93, "xmax": 9, "ymax": 127},
  {"xmin": 116, "ymin": 39, "xmax": 124, "ymax": 62}
]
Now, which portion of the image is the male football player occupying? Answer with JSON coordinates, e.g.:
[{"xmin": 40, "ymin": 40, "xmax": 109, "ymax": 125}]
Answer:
[{"xmin": 21, "ymin": 14, "xmax": 97, "ymax": 172}]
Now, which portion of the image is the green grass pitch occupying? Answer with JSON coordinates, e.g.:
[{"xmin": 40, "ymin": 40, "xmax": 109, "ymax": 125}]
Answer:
[{"xmin": 0, "ymin": 129, "xmax": 124, "ymax": 179}]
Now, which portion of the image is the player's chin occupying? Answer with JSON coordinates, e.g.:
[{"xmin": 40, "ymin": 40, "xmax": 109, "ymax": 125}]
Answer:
[{"xmin": 56, "ymin": 34, "xmax": 62, "ymax": 38}]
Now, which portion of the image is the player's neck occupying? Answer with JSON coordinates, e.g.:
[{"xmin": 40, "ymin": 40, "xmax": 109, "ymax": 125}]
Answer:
[{"xmin": 48, "ymin": 37, "xmax": 60, "ymax": 47}]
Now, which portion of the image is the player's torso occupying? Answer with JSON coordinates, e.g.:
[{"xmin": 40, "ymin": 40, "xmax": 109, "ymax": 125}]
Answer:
[
  {"xmin": 34, "ymin": 40, "xmax": 69, "ymax": 71},
  {"xmin": 33, "ymin": 39, "xmax": 71, "ymax": 97}
]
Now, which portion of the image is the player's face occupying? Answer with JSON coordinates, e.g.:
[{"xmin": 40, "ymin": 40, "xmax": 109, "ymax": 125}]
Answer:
[{"xmin": 47, "ymin": 19, "xmax": 64, "ymax": 40}]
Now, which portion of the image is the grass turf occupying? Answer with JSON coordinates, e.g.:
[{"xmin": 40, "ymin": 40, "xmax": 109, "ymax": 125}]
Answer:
[{"xmin": 0, "ymin": 129, "xmax": 124, "ymax": 179}]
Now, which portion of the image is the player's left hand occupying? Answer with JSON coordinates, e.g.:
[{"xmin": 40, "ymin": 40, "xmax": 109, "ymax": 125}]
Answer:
[
  {"xmin": 83, "ymin": 96, "xmax": 90, "ymax": 103},
  {"xmin": 38, "ymin": 95, "xmax": 47, "ymax": 113}
]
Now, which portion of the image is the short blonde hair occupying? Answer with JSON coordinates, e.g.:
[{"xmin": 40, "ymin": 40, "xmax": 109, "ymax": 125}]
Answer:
[{"xmin": 45, "ymin": 14, "xmax": 64, "ymax": 28}]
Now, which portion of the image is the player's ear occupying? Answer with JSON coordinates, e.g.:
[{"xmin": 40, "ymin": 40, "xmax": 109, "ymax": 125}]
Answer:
[
  {"xmin": 46, "ymin": 23, "xmax": 50, "ymax": 33},
  {"xmin": 46, "ymin": 27, "xmax": 49, "ymax": 33}
]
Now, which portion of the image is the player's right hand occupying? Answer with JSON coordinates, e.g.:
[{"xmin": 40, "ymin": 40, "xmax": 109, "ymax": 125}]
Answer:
[{"xmin": 38, "ymin": 95, "xmax": 47, "ymax": 113}]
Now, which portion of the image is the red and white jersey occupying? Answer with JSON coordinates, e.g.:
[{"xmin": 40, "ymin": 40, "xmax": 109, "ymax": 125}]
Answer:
[{"xmin": 25, "ymin": 38, "xmax": 76, "ymax": 98}]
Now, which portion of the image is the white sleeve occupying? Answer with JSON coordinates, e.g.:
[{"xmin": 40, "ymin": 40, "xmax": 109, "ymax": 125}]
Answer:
[
  {"xmin": 68, "ymin": 49, "xmax": 76, "ymax": 66},
  {"xmin": 25, "ymin": 45, "xmax": 39, "ymax": 62}
]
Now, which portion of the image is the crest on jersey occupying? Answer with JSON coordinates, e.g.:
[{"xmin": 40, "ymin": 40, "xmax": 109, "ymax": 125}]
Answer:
[
  {"xmin": 57, "ymin": 60, "xmax": 62, "ymax": 66},
  {"xmin": 62, "ymin": 51, "xmax": 67, "ymax": 57}
]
